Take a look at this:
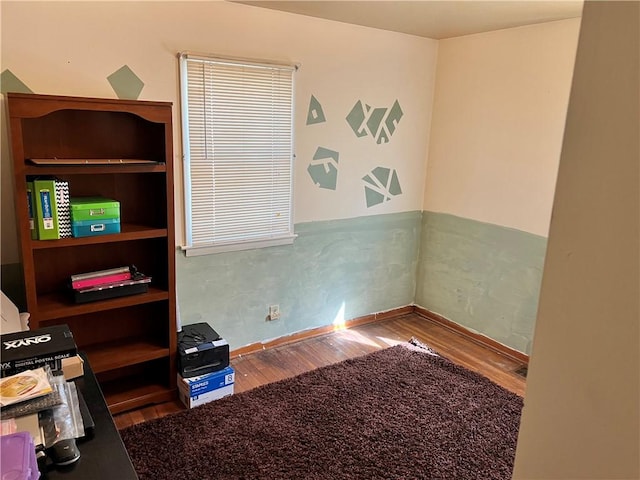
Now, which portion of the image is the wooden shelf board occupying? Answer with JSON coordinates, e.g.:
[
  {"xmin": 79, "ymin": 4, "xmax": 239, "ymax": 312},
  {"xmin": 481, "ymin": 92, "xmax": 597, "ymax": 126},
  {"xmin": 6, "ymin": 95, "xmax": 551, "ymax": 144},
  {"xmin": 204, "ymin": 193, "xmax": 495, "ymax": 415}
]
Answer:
[
  {"xmin": 35, "ymin": 287, "xmax": 169, "ymax": 321},
  {"xmin": 25, "ymin": 163, "xmax": 167, "ymax": 175},
  {"xmin": 31, "ymin": 225, "xmax": 167, "ymax": 249},
  {"xmin": 102, "ymin": 381, "xmax": 176, "ymax": 415},
  {"xmin": 30, "ymin": 158, "xmax": 159, "ymax": 166},
  {"xmin": 8, "ymin": 92, "xmax": 172, "ymax": 120},
  {"xmin": 85, "ymin": 338, "xmax": 170, "ymax": 373}
]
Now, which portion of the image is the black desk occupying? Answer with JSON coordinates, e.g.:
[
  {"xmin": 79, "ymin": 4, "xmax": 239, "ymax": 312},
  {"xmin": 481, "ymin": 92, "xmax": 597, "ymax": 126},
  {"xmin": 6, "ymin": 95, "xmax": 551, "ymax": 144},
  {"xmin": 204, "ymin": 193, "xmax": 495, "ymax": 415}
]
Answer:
[{"xmin": 39, "ymin": 354, "xmax": 138, "ymax": 479}]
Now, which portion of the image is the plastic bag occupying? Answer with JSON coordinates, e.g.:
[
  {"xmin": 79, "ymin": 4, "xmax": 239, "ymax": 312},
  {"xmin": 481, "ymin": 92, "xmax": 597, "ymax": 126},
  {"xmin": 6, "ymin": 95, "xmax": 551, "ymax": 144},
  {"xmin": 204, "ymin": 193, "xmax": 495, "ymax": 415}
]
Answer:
[{"xmin": 39, "ymin": 375, "xmax": 84, "ymax": 448}]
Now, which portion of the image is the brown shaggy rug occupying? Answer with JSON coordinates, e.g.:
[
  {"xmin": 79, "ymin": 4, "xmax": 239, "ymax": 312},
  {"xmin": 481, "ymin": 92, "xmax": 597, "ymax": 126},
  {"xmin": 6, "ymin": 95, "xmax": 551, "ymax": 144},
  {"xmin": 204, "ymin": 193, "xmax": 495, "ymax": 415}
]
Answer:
[{"xmin": 121, "ymin": 342, "xmax": 523, "ymax": 480}]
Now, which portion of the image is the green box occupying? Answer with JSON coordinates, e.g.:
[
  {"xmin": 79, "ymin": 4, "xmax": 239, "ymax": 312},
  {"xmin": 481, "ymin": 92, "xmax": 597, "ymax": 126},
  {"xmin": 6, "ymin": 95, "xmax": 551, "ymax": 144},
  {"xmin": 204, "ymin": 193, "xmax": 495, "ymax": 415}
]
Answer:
[{"xmin": 70, "ymin": 197, "xmax": 120, "ymax": 222}]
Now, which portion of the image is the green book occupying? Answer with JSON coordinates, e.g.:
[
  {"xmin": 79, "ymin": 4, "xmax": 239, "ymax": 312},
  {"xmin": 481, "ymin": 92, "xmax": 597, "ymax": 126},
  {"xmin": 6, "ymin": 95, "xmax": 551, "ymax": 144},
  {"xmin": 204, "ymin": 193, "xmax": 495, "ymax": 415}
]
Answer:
[
  {"xmin": 26, "ymin": 181, "xmax": 38, "ymax": 240},
  {"xmin": 33, "ymin": 179, "xmax": 59, "ymax": 240}
]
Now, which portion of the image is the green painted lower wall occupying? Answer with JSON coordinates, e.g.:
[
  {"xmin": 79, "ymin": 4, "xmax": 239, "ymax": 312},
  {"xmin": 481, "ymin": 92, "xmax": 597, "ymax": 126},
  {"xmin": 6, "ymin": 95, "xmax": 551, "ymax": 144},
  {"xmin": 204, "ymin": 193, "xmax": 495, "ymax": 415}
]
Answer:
[
  {"xmin": 1, "ymin": 210, "xmax": 545, "ymax": 355},
  {"xmin": 176, "ymin": 211, "xmax": 422, "ymax": 350},
  {"xmin": 415, "ymin": 211, "xmax": 547, "ymax": 355}
]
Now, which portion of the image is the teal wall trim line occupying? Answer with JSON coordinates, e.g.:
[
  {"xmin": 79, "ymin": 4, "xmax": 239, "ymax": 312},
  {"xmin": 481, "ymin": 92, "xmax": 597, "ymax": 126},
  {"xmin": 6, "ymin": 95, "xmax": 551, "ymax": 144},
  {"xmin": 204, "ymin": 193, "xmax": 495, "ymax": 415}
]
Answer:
[
  {"xmin": 176, "ymin": 211, "xmax": 422, "ymax": 350},
  {"xmin": 415, "ymin": 211, "xmax": 547, "ymax": 355},
  {"xmin": 1, "ymin": 70, "xmax": 33, "ymax": 94}
]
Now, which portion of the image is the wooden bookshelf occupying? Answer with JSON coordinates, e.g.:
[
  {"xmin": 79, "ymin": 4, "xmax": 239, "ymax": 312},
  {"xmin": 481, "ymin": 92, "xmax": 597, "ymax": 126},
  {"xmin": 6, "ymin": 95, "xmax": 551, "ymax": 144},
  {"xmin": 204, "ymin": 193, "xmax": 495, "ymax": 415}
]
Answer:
[{"xmin": 7, "ymin": 92, "xmax": 178, "ymax": 413}]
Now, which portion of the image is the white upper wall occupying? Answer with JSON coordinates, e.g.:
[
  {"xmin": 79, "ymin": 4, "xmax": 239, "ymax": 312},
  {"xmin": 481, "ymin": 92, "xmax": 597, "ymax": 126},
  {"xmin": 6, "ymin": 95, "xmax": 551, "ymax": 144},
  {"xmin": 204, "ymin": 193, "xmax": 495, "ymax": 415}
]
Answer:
[
  {"xmin": 423, "ymin": 18, "xmax": 581, "ymax": 237},
  {"xmin": 0, "ymin": 1, "xmax": 438, "ymax": 262}
]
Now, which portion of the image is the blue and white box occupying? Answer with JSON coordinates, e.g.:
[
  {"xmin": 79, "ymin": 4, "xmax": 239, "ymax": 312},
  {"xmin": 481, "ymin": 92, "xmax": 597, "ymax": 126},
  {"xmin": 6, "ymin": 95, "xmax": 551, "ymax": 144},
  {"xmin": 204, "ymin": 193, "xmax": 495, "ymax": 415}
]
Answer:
[{"xmin": 178, "ymin": 366, "xmax": 234, "ymax": 408}]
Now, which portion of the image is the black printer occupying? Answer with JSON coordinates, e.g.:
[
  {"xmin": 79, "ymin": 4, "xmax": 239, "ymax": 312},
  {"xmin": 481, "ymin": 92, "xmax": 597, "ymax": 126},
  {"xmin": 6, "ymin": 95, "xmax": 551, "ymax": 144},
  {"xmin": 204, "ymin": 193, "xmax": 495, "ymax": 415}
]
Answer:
[{"xmin": 177, "ymin": 323, "xmax": 229, "ymax": 378}]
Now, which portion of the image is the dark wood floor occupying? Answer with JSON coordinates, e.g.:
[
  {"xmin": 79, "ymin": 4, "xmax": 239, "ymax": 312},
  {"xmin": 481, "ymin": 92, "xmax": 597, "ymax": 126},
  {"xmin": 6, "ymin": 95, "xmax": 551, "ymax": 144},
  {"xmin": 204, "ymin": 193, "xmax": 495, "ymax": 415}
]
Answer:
[{"xmin": 113, "ymin": 313, "xmax": 527, "ymax": 430}]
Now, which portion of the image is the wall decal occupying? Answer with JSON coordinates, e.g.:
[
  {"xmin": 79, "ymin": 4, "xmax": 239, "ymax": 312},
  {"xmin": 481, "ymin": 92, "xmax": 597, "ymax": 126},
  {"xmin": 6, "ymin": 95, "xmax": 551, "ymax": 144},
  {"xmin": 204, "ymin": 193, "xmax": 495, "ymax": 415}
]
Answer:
[
  {"xmin": 308, "ymin": 147, "xmax": 339, "ymax": 190},
  {"xmin": 1, "ymin": 70, "xmax": 33, "ymax": 94},
  {"xmin": 306, "ymin": 95, "xmax": 326, "ymax": 125},
  {"xmin": 346, "ymin": 100, "xmax": 403, "ymax": 144},
  {"xmin": 107, "ymin": 65, "xmax": 144, "ymax": 100},
  {"xmin": 385, "ymin": 100, "xmax": 403, "ymax": 136},
  {"xmin": 363, "ymin": 167, "xmax": 402, "ymax": 207},
  {"xmin": 346, "ymin": 100, "xmax": 368, "ymax": 138}
]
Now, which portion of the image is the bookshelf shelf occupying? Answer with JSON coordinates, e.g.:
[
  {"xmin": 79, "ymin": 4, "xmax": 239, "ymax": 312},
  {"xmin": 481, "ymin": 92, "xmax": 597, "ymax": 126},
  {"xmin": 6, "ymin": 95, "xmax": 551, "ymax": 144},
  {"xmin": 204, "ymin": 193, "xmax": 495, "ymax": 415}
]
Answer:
[
  {"xmin": 8, "ymin": 92, "xmax": 178, "ymax": 414},
  {"xmin": 84, "ymin": 338, "xmax": 170, "ymax": 374},
  {"xmin": 35, "ymin": 288, "xmax": 170, "ymax": 321},
  {"xmin": 102, "ymin": 378, "xmax": 174, "ymax": 415},
  {"xmin": 30, "ymin": 225, "xmax": 168, "ymax": 249},
  {"xmin": 24, "ymin": 164, "xmax": 167, "ymax": 175}
]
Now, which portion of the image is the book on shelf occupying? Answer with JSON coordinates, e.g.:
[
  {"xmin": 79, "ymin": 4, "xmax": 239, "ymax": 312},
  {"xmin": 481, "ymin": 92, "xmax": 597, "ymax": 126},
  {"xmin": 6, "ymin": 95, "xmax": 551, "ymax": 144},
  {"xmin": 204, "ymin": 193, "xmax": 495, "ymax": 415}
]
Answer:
[
  {"xmin": 33, "ymin": 179, "xmax": 56, "ymax": 240},
  {"xmin": 25, "ymin": 182, "xmax": 38, "ymax": 240},
  {"xmin": 32, "ymin": 178, "xmax": 71, "ymax": 240},
  {"xmin": 55, "ymin": 180, "xmax": 71, "ymax": 239}
]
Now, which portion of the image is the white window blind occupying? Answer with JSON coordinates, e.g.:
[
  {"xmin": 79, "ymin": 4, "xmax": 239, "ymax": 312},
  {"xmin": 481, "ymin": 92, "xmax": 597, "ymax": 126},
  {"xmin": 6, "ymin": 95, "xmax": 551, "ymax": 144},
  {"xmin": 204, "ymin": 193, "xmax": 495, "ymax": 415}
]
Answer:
[{"xmin": 179, "ymin": 53, "xmax": 296, "ymax": 255}]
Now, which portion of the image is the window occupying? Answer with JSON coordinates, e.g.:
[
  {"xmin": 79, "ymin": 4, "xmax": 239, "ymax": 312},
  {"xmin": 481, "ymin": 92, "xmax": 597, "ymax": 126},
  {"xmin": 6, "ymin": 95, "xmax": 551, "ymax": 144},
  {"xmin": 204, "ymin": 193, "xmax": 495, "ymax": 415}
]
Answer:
[{"xmin": 179, "ymin": 53, "xmax": 297, "ymax": 256}]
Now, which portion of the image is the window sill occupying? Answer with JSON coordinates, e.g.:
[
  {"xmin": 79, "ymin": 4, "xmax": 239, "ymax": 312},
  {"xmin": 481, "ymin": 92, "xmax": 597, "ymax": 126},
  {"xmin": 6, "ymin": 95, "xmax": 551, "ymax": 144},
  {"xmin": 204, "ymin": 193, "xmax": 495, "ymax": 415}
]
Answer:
[{"xmin": 181, "ymin": 234, "xmax": 297, "ymax": 257}]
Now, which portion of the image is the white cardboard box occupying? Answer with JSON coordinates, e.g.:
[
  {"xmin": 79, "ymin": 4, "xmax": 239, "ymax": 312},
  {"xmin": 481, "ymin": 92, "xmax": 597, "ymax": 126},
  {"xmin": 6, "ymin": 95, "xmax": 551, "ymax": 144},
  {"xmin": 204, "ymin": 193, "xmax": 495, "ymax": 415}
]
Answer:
[{"xmin": 178, "ymin": 367, "xmax": 234, "ymax": 408}]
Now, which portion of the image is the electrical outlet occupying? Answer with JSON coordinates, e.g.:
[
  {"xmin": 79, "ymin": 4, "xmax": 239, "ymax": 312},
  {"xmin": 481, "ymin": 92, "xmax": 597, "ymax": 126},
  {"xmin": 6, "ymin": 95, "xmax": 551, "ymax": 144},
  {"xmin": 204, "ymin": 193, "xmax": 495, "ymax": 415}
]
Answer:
[{"xmin": 268, "ymin": 304, "xmax": 280, "ymax": 320}]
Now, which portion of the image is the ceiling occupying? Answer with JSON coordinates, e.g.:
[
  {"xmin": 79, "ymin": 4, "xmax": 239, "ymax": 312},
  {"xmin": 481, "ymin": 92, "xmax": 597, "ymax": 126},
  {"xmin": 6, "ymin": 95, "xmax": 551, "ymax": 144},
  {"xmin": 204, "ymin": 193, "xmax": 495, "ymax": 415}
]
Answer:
[{"xmin": 235, "ymin": 1, "xmax": 583, "ymax": 40}]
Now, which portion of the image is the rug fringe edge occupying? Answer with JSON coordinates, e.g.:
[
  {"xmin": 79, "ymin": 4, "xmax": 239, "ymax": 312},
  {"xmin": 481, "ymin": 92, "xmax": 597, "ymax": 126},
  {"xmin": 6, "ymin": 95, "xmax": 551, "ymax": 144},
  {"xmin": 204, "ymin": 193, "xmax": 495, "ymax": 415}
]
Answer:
[{"xmin": 406, "ymin": 337, "xmax": 438, "ymax": 355}]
